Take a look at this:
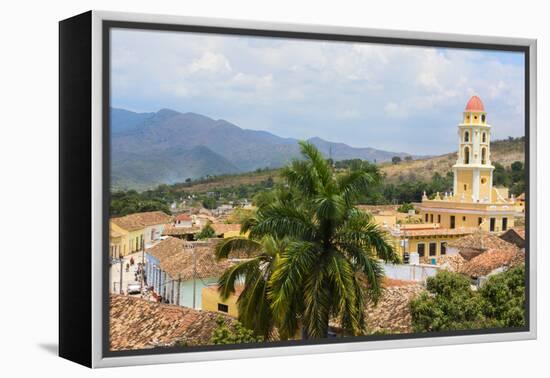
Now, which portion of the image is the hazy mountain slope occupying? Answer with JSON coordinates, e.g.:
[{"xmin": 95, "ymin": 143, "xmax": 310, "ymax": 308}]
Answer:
[
  {"xmin": 110, "ymin": 108, "xmax": 155, "ymax": 134},
  {"xmin": 110, "ymin": 108, "xmax": 420, "ymax": 189},
  {"xmin": 111, "ymin": 145, "xmax": 240, "ymax": 189}
]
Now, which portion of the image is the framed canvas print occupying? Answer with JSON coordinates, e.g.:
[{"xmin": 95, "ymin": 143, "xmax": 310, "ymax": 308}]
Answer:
[{"xmin": 59, "ymin": 10, "xmax": 537, "ymax": 368}]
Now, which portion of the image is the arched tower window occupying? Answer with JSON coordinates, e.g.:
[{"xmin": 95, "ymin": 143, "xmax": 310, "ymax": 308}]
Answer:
[
  {"xmin": 464, "ymin": 146, "xmax": 470, "ymax": 164},
  {"xmin": 481, "ymin": 114, "xmax": 486, "ymax": 123},
  {"xmin": 482, "ymin": 132, "xmax": 486, "ymax": 143},
  {"xmin": 464, "ymin": 131, "xmax": 469, "ymax": 143},
  {"xmin": 481, "ymin": 147, "xmax": 487, "ymax": 165}
]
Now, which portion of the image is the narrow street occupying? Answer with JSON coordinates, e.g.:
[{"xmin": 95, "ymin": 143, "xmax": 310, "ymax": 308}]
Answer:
[{"xmin": 109, "ymin": 251, "xmax": 146, "ymax": 295}]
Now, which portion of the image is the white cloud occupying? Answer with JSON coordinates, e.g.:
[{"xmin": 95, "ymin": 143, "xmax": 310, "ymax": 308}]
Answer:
[
  {"xmin": 189, "ymin": 52, "xmax": 232, "ymax": 74},
  {"xmin": 110, "ymin": 29, "xmax": 525, "ymax": 154}
]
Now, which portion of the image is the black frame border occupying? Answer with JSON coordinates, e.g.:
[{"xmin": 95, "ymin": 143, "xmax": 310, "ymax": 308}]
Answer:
[{"xmin": 101, "ymin": 20, "xmax": 531, "ymax": 359}]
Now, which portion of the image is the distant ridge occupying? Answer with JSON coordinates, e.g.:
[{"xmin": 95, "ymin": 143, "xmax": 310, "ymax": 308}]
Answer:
[{"xmin": 110, "ymin": 107, "xmax": 417, "ymax": 189}]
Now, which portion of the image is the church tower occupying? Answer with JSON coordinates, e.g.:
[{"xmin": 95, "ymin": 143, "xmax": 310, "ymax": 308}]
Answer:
[{"xmin": 452, "ymin": 96, "xmax": 494, "ymax": 203}]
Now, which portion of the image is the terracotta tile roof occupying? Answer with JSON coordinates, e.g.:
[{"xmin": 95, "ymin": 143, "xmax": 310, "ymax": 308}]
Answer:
[
  {"xmin": 211, "ymin": 223, "xmax": 242, "ymax": 235},
  {"xmin": 147, "ymin": 237, "xmax": 184, "ymax": 262},
  {"xmin": 110, "ymin": 228, "xmax": 124, "ymax": 238},
  {"xmin": 162, "ymin": 224, "xmax": 201, "ymax": 236},
  {"xmin": 459, "ymin": 248, "xmax": 525, "ymax": 278},
  {"xmin": 330, "ymin": 282, "xmax": 424, "ymax": 334},
  {"xmin": 112, "ymin": 211, "xmax": 171, "ymax": 231},
  {"xmin": 499, "ymin": 228, "xmax": 526, "ymax": 249},
  {"xmin": 400, "ymin": 227, "xmax": 478, "ymax": 237},
  {"xmin": 109, "ymin": 295, "xmax": 236, "ymax": 351},
  {"xmin": 447, "ymin": 230, "xmax": 518, "ymax": 259},
  {"xmin": 438, "ymin": 254, "xmax": 466, "ymax": 272},
  {"xmin": 159, "ymin": 242, "xmax": 235, "ymax": 281},
  {"xmin": 507, "ymin": 227, "xmax": 525, "ymax": 240},
  {"xmin": 175, "ymin": 214, "xmax": 192, "ymax": 221}
]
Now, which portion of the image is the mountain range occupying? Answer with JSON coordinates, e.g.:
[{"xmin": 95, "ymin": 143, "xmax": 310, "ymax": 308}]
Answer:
[{"xmin": 110, "ymin": 108, "xmax": 416, "ymax": 189}]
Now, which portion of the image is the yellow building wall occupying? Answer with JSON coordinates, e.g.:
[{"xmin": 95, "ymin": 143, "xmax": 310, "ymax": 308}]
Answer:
[
  {"xmin": 202, "ymin": 288, "xmax": 240, "ymax": 318},
  {"xmin": 479, "ymin": 171, "xmax": 492, "ymax": 201},
  {"xmin": 110, "ymin": 236, "xmax": 122, "ymax": 259},
  {"xmin": 478, "ymin": 215, "xmax": 515, "ymax": 233},
  {"xmin": 456, "ymin": 170, "xmax": 473, "ymax": 199},
  {"xmin": 418, "ymin": 209, "xmax": 514, "ymax": 233},
  {"xmin": 110, "ymin": 222, "xmax": 145, "ymax": 257},
  {"xmin": 394, "ymin": 234, "xmax": 468, "ymax": 260}
]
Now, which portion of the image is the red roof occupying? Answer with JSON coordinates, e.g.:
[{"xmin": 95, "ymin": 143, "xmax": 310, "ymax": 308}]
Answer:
[
  {"xmin": 175, "ymin": 214, "xmax": 192, "ymax": 221},
  {"xmin": 465, "ymin": 95, "xmax": 485, "ymax": 112}
]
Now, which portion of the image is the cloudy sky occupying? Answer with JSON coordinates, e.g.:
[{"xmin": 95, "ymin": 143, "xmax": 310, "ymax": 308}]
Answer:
[{"xmin": 111, "ymin": 28, "xmax": 525, "ymax": 155}]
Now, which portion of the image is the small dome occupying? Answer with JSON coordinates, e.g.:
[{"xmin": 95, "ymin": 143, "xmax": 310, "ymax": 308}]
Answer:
[{"xmin": 465, "ymin": 95, "xmax": 485, "ymax": 112}]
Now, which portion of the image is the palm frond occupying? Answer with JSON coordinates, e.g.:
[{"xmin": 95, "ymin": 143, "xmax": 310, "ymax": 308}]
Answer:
[
  {"xmin": 337, "ymin": 243, "xmax": 384, "ymax": 303},
  {"xmin": 335, "ymin": 211, "xmax": 399, "ymax": 263},
  {"xmin": 252, "ymin": 204, "xmax": 317, "ymax": 241},
  {"xmin": 337, "ymin": 170, "xmax": 374, "ymax": 207},
  {"xmin": 217, "ymin": 259, "xmax": 260, "ymax": 300},
  {"xmin": 214, "ymin": 236, "xmax": 262, "ymax": 260},
  {"xmin": 269, "ymin": 241, "xmax": 318, "ymax": 336}
]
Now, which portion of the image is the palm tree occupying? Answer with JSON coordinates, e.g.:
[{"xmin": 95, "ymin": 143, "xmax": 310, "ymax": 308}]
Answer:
[
  {"xmin": 248, "ymin": 141, "xmax": 399, "ymax": 339},
  {"xmin": 215, "ymin": 235, "xmax": 287, "ymax": 339}
]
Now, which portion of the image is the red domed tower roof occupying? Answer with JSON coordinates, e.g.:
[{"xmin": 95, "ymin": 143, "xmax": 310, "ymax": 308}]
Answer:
[{"xmin": 465, "ymin": 95, "xmax": 485, "ymax": 112}]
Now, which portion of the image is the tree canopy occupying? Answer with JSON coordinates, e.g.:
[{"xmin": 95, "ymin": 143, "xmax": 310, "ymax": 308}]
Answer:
[{"xmin": 410, "ymin": 266, "xmax": 526, "ymax": 332}]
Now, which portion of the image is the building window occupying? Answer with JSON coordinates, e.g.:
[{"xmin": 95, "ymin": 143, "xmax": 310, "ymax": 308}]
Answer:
[
  {"xmin": 482, "ymin": 132, "xmax": 487, "ymax": 142},
  {"xmin": 441, "ymin": 242, "xmax": 447, "ymax": 255},
  {"xmin": 450, "ymin": 216, "xmax": 456, "ymax": 229},
  {"xmin": 464, "ymin": 131, "xmax": 470, "ymax": 142},
  {"xmin": 218, "ymin": 303, "xmax": 229, "ymax": 313},
  {"xmin": 429, "ymin": 243, "xmax": 437, "ymax": 256},
  {"xmin": 437, "ymin": 214, "xmax": 441, "ymax": 223},
  {"xmin": 464, "ymin": 146, "xmax": 470, "ymax": 164},
  {"xmin": 478, "ymin": 217, "xmax": 483, "ymax": 226},
  {"xmin": 481, "ymin": 147, "xmax": 487, "ymax": 164},
  {"xmin": 482, "ymin": 114, "xmax": 486, "ymax": 123},
  {"xmin": 464, "ymin": 184, "xmax": 468, "ymax": 191},
  {"xmin": 417, "ymin": 243, "xmax": 425, "ymax": 257},
  {"xmin": 430, "ymin": 214, "xmax": 434, "ymax": 223},
  {"xmin": 502, "ymin": 217, "xmax": 508, "ymax": 231},
  {"xmin": 425, "ymin": 214, "xmax": 429, "ymax": 222},
  {"xmin": 490, "ymin": 217, "xmax": 496, "ymax": 232},
  {"xmin": 462, "ymin": 216, "xmax": 466, "ymax": 222},
  {"xmin": 481, "ymin": 177, "xmax": 487, "ymax": 184}
]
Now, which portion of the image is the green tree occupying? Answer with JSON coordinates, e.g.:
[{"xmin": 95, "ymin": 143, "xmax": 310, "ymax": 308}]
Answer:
[
  {"xmin": 410, "ymin": 271, "xmax": 494, "ymax": 332},
  {"xmin": 397, "ymin": 203, "xmax": 415, "ymax": 213},
  {"xmin": 210, "ymin": 317, "xmax": 264, "ymax": 345},
  {"xmin": 392, "ymin": 156, "xmax": 402, "ymax": 164},
  {"xmin": 246, "ymin": 141, "xmax": 398, "ymax": 339},
  {"xmin": 410, "ymin": 268, "xmax": 525, "ymax": 332},
  {"xmin": 202, "ymin": 197, "xmax": 217, "ymax": 209},
  {"xmin": 196, "ymin": 222, "xmax": 216, "ymax": 240},
  {"xmin": 215, "ymin": 235, "xmax": 286, "ymax": 339},
  {"xmin": 479, "ymin": 265, "xmax": 525, "ymax": 327}
]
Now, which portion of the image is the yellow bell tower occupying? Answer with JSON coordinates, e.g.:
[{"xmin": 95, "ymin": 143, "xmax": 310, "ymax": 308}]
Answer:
[{"xmin": 452, "ymin": 95, "xmax": 494, "ymax": 203}]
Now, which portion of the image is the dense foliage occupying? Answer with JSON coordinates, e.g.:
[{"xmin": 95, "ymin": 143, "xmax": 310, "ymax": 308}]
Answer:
[
  {"xmin": 410, "ymin": 266, "xmax": 525, "ymax": 332},
  {"xmin": 110, "ymin": 190, "xmax": 172, "ymax": 217},
  {"xmin": 397, "ymin": 203, "xmax": 415, "ymax": 213},
  {"xmin": 209, "ymin": 317, "xmax": 264, "ymax": 345},
  {"xmin": 196, "ymin": 222, "xmax": 216, "ymax": 240},
  {"xmin": 493, "ymin": 161, "xmax": 525, "ymax": 196}
]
